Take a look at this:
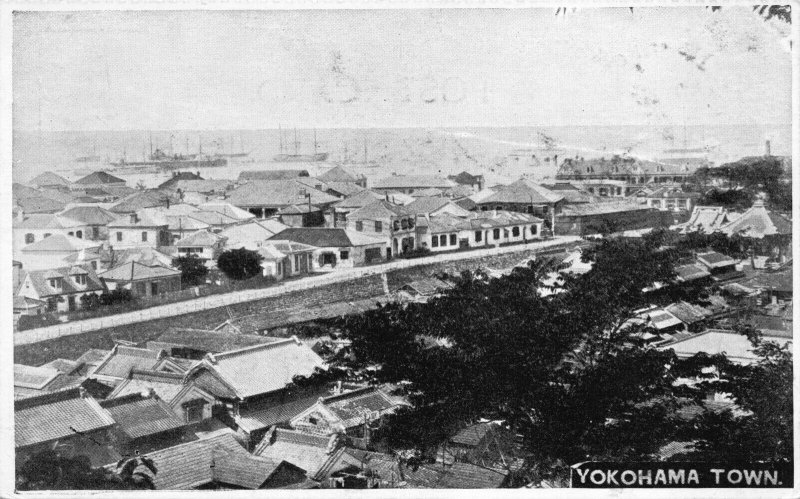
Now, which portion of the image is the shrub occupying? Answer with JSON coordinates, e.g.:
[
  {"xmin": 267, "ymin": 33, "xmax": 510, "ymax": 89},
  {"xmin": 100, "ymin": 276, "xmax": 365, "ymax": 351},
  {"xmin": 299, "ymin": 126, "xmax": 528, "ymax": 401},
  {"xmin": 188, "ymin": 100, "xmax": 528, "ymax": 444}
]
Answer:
[
  {"xmin": 173, "ymin": 255, "xmax": 209, "ymax": 287},
  {"xmin": 217, "ymin": 248, "xmax": 264, "ymax": 280}
]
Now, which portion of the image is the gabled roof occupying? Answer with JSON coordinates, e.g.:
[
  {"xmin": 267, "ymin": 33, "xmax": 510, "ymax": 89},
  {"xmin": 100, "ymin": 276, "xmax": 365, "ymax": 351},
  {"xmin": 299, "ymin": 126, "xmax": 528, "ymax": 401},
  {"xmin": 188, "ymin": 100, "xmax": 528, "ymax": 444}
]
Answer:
[
  {"xmin": 477, "ymin": 179, "xmax": 564, "ymax": 205},
  {"xmin": 169, "ymin": 179, "xmax": 234, "ymax": 193},
  {"xmin": 21, "ymin": 233, "xmax": 100, "ymax": 252},
  {"xmin": 666, "ymin": 301, "xmax": 712, "ymax": 325},
  {"xmin": 15, "ymin": 364, "xmax": 62, "ymax": 390},
  {"xmin": 100, "ymin": 393, "xmax": 185, "ymax": 439},
  {"xmin": 107, "ymin": 211, "xmax": 168, "ymax": 228},
  {"xmin": 164, "ymin": 214, "xmax": 211, "ymax": 232},
  {"xmin": 20, "ymin": 264, "xmax": 105, "ymax": 298},
  {"xmin": 740, "ymin": 264, "xmax": 793, "ymax": 293},
  {"xmin": 237, "ymin": 389, "xmax": 330, "ymax": 433},
  {"xmin": 721, "ymin": 200, "xmax": 792, "ymax": 238},
  {"xmin": 14, "ymin": 213, "xmax": 85, "ymax": 230},
  {"xmin": 448, "ymin": 171, "xmax": 485, "ymax": 185},
  {"xmin": 332, "ymin": 189, "xmax": 385, "ymax": 210},
  {"xmin": 372, "ymin": 175, "xmax": 455, "ymax": 190},
  {"xmin": 560, "ymin": 201, "xmax": 652, "ymax": 216},
  {"xmin": 110, "ymin": 190, "xmax": 178, "ymax": 214},
  {"xmin": 59, "ymin": 205, "xmax": 118, "ymax": 225},
  {"xmin": 404, "ymin": 196, "xmax": 452, "ymax": 215},
  {"xmin": 450, "ymin": 422, "xmax": 493, "ymax": 447},
  {"xmin": 325, "ymin": 181, "xmax": 366, "ymax": 197},
  {"xmin": 185, "ymin": 210, "xmax": 239, "ymax": 226},
  {"xmin": 211, "ymin": 448, "xmax": 291, "ymax": 489},
  {"xmin": 147, "ymin": 327, "xmax": 280, "ymax": 355},
  {"xmin": 318, "ymin": 166, "xmax": 364, "ymax": 183},
  {"xmin": 99, "ymin": 261, "xmax": 181, "ymax": 282},
  {"xmin": 175, "ymin": 229, "xmax": 224, "ymax": 247},
  {"xmin": 254, "ymin": 428, "xmax": 341, "ymax": 479},
  {"xmin": 238, "ymin": 169, "xmax": 310, "ymax": 181},
  {"xmin": 107, "ymin": 369, "xmax": 187, "ymax": 402},
  {"xmin": 262, "ymin": 240, "xmax": 318, "ymax": 254},
  {"xmin": 346, "ymin": 200, "xmax": 408, "ymax": 221},
  {"xmin": 135, "ymin": 430, "xmax": 253, "ymax": 489},
  {"xmin": 91, "ymin": 345, "xmax": 165, "ymax": 379},
  {"xmin": 74, "ymin": 171, "xmax": 126, "ymax": 185},
  {"xmin": 674, "ymin": 263, "xmax": 711, "ymax": 282},
  {"xmin": 226, "ymin": 180, "xmax": 339, "ymax": 208},
  {"xmin": 14, "ymin": 195, "xmax": 68, "ymax": 214},
  {"xmin": 194, "ymin": 337, "xmax": 325, "ymax": 399},
  {"xmin": 197, "ymin": 201, "xmax": 256, "ymax": 221},
  {"xmin": 157, "ymin": 171, "xmax": 204, "ymax": 189},
  {"xmin": 697, "ymin": 251, "xmax": 736, "ymax": 269},
  {"xmin": 658, "ymin": 329, "xmax": 791, "ymax": 365},
  {"xmin": 107, "ymin": 246, "xmax": 176, "ymax": 268},
  {"xmin": 319, "ymin": 387, "xmax": 400, "ymax": 428},
  {"xmin": 219, "ymin": 220, "xmax": 287, "ymax": 250},
  {"xmin": 15, "ymin": 388, "xmax": 115, "ymax": 448},
  {"xmin": 677, "ymin": 206, "xmax": 730, "ymax": 234},
  {"xmin": 269, "ymin": 227, "xmax": 386, "ymax": 248},
  {"xmin": 400, "ymin": 277, "xmax": 454, "ymax": 296},
  {"xmin": 29, "ymin": 171, "xmax": 71, "ymax": 188}
]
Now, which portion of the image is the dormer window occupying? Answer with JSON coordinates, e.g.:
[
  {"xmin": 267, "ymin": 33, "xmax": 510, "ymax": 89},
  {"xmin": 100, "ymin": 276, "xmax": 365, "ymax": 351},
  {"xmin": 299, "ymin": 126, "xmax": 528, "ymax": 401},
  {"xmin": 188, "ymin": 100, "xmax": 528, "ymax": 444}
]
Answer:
[
  {"xmin": 73, "ymin": 274, "xmax": 87, "ymax": 286},
  {"xmin": 48, "ymin": 278, "xmax": 62, "ymax": 289}
]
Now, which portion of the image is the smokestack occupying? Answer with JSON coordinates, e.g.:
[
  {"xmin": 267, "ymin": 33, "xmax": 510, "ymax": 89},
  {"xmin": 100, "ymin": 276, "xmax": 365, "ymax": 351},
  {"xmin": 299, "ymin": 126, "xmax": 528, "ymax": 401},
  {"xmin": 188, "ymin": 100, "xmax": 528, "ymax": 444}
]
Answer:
[{"xmin": 765, "ymin": 140, "xmax": 771, "ymax": 157}]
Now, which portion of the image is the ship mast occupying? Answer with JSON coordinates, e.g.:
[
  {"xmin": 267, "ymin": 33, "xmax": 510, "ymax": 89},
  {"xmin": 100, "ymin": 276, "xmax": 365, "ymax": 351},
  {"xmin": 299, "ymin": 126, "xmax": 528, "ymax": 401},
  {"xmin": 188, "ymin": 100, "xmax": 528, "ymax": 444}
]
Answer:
[
  {"xmin": 279, "ymin": 124, "xmax": 284, "ymax": 154},
  {"xmin": 293, "ymin": 128, "xmax": 299, "ymax": 155},
  {"xmin": 364, "ymin": 137, "xmax": 368, "ymax": 163},
  {"xmin": 149, "ymin": 132, "xmax": 153, "ymax": 157},
  {"xmin": 313, "ymin": 129, "xmax": 318, "ymax": 155}
]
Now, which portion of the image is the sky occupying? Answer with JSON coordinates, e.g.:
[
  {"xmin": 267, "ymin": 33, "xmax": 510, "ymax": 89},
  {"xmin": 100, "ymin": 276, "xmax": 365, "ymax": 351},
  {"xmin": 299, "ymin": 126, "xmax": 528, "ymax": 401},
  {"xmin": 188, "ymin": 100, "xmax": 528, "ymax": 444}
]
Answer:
[{"xmin": 12, "ymin": 7, "xmax": 793, "ymax": 131}]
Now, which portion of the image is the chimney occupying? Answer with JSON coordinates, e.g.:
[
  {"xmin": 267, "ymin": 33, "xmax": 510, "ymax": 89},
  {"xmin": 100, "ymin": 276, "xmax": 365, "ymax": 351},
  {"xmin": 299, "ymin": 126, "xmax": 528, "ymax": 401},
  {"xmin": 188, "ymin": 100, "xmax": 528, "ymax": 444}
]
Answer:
[{"xmin": 765, "ymin": 139, "xmax": 771, "ymax": 157}]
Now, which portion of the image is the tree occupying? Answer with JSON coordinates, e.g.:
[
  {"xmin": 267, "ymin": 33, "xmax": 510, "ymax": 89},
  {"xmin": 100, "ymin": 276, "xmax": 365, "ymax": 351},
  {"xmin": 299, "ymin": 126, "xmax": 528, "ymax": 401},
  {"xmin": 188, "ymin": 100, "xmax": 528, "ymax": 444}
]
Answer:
[
  {"xmin": 16, "ymin": 452, "xmax": 157, "ymax": 490},
  {"xmin": 339, "ymin": 232, "xmax": 702, "ymax": 473},
  {"xmin": 173, "ymin": 254, "xmax": 209, "ymax": 287},
  {"xmin": 216, "ymin": 248, "xmax": 264, "ymax": 280}
]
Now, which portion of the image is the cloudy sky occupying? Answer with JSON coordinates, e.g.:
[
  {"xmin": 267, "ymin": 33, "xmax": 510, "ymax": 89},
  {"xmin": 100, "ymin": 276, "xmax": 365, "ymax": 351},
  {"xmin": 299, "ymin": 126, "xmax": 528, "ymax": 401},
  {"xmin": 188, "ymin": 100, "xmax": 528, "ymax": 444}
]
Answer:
[{"xmin": 12, "ymin": 7, "xmax": 793, "ymax": 131}]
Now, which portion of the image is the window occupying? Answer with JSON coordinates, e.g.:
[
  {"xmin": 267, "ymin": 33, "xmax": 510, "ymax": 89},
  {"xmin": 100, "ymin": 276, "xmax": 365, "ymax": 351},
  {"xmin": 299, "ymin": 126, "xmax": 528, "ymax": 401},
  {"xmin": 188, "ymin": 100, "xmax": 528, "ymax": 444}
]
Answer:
[
  {"xmin": 294, "ymin": 255, "xmax": 300, "ymax": 270},
  {"xmin": 355, "ymin": 221, "xmax": 363, "ymax": 231},
  {"xmin": 185, "ymin": 403, "xmax": 204, "ymax": 423},
  {"xmin": 495, "ymin": 206, "xmax": 503, "ymax": 211},
  {"xmin": 493, "ymin": 228, "xmax": 500, "ymax": 240},
  {"xmin": 340, "ymin": 251, "xmax": 349, "ymax": 260},
  {"xmin": 401, "ymin": 219, "xmax": 408, "ymax": 230},
  {"xmin": 375, "ymin": 221, "xmax": 383, "ymax": 232},
  {"xmin": 393, "ymin": 220, "xmax": 400, "ymax": 231},
  {"xmin": 48, "ymin": 278, "xmax": 61, "ymax": 289},
  {"xmin": 449, "ymin": 234, "xmax": 456, "ymax": 246},
  {"xmin": 92, "ymin": 227, "xmax": 99, "ymax": 239},
  {"xmin": 43, "ymin": 233, "xmax": 51, "ymax": 238},
  {"xmin": 531, "ymin": 225, "xmax": 538, "ymax": 235},
  {"xmin": 475, "ymin": 231, "xmax": 482, "ymax": 242},
  {"xmin": 136, "ymin": 282, "xmax": 146, "ymax": 295},
  {"xmin": 68, "ymin": 232, "xmax": 74, "ymax": 237},
  {"xmin": 512, "ymin": 227, "xmax": 520, "ymax": 237},
  {"xmin": 24, "ymin": 234, "xmax": 34, "ymax": 244},
  {"xmin": 76, "ymin": 230, "xmax": 83, "ymax": 239},
  {"xmin": 439, "ymin": 234, "xmax": 447, "ymax": 246},
  {"xmin": 116, "ymin": 232, "xmax": 122, "ymax": 242},
  {"xmin": 73, "ymin": 274, "xmax": 86, "ymax": 286},
  {"xmin": 432, "ymin": 236, "xmax": 439, "ymax": 248},
  {"xmin": 91, "ymin": 261, "xmax": 97, "ymax": 270},
  {"xmin": 141, "ymin": 231, "xmax": 148, "ymax": 242}
]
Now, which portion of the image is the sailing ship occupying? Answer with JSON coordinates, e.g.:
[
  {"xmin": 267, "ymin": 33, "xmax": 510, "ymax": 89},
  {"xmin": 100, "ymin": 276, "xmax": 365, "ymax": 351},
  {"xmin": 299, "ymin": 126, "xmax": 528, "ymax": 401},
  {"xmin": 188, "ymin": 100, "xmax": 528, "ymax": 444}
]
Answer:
[
  {"xmin": 110, "ymin": 134, "xmax": 227, "ymax": 169},
  {"xmin": 213, "ymin": 134, "xmax": 250, "ymax": 158},
  {"xmin": 273, "ymin": 127, "xmax": 329, "ymax": 162},
  {"xmin": 75, "ymin": 145, "xmax": 103, "ymax": 163}
]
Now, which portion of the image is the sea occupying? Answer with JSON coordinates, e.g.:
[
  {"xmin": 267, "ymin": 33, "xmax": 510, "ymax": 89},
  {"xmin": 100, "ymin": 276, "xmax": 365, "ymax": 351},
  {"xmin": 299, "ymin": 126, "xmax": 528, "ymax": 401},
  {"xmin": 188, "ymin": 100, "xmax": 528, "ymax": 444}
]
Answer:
[{"xmin": 12, "ymin": 125, "xmax": 792, "ymax": 189}]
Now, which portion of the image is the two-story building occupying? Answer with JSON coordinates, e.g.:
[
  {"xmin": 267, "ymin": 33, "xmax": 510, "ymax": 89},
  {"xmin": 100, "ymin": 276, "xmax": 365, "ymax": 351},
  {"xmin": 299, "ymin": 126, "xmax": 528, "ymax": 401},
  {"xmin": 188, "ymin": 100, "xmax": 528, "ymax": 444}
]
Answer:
[
  {"xmin": 17, "ymin": 263, "xmax": 106, "ymax": 313},
  {"xmin": 108, "ymin": 212, "xmax": 171, "ymax": 249}
]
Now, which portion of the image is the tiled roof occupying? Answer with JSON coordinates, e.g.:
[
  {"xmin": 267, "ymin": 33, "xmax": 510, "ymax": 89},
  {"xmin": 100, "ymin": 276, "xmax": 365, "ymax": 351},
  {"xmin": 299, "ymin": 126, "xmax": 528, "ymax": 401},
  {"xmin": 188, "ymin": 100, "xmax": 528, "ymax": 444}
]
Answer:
[
  {"xmin": 101, "ymin": 393, "xmax": 185, "ymax": 439},
  {"xmin": 269, "ymin": 227, "xmax": 385, "ymax": 248},
  {"xmin": 468, "ymin": 210, "xmax": 542, "ymax": 230},
  {"xmin": 164, "ymin": 215, "xmax": 210, "ymax": 232},
  {"xmin": 665, "ymin": 301, "xmax": 711, "ymax": 325},
  {"xmin": 91, "ymin": 346, "xmax": 165, "ymax": 379},
  {"xmin": 110, "ymin": 190, "xmax": 178, "ymax": 214},
  {"xmin": 29, "ymin": 171, "xmax": 71, "ymax": 187},
  {"xmin": 401, "ymin": 278, "xmax": 454, "ymax": 296},
  {"xmin": 226, "ymin": 180, "xmax": 339, "ymax": 207},
  {"xmin": 21, "ymin": 234, "xmax": 100, "ymax": 252},
  {"xmin": 697, "ymin": 251, "xmax": 736, "ymax": 268},
  {"xmin": 741, "ymin": 265, "xmax": 793, "ymax": 293},
  {"xmin": 175, "ymin": 229, "xmax": 224, "ymax": 247},
  {"xmin": 15, "ymin": 195, "xmax": 68, "ymax": 214},
  {"xmin": 211, "ymin": 448, "xmax": 285, "ymax": 489},
  {"xmin": 169, "ymin": 179, "xmax": 234, "ymax": 193},
  {"xmin": 219, "ymin": 220, "xmax": 287, "ymax": 248},
  {"xmin": 199, "ymin": 337, "xmax": 325, "ymax": 399},
  {"xmin": 448, "ymin": 171, "xmax": 485, "ymax": 185},
  {"xmin": 237, "ymin": 390, "xmax": 329, "ymax": 433},
  {"xmin": 675, "ymin": 263, "xmax": 711, "ymax": 282},
  {"xmin": 107, "ymin": 369, "xmax": 186, "ymax": 402},
  {"xmin": 157, "ymin": 172, "xmax": 204, "ymax": 189},
  {"xmin": 410, "ymin": 188, "xmax": 444, "ymax": 197},
  {"xmin": 332, "ymin": 189, "xmax": 385, "ymax": 210},
  {"xmin": 107, "ymin": 210, "xmax": 169, "ymax": 228},
  {"xmin": 107, "ymin": 247, "xmax": 176, "ymax": 268},
  {"xmin": 558, "ymin": 155, "xmax": 696, "ymax": 177},
  {"xmin": 238, "ymin": 169, "xmax": 310, "ymax": 181},
  {"xmin": 560, "ymin": 201, "xmax": 652, "ymax": 216},
  {"xmin": 136, "ymin": 430, "xmax": 251, "ymax": 489},
  {"xmin": 721, "ymin": 200, "xmax": 792, "ymax": 238},
  {"xmin": 254, "ymin": 428, "xmax": 339, "ymax": 478},
  {"xmin": 74, "ymin": 171, "xmax": 126, "ymax": 185},
  {"xmin": 322, "ymin": 387, "xmax": 399, "ymax": 428},
  {"xmin": 450, "ymin": 422, "xmax": 493, "ymax": 447},
  {"xmin": 14, "ymin": 373, "xmax": 86, "ymax": 400},
  {"xmin": 99, "ymin": 261, "xmax": 180, "ymax": 282},
  {"xmin": 15, "ymin": 388, "xmax": 115, "ymax": 448},
  {"xmin": 404, "ymin": 196, "xmax": 452, "ymax": 215},
  {"xmin": 59, "ymin": 206, "xmax": 118, "ymax": 225},
  {"xmin": 372, "ymin": 175, "xmax": 455, "ymax": 190},
  {"xmin": 14, "ymin": 213, "xmax": 85, "ymax": 229},
  {"xmin": 147, "ymin": 327, "xmax": 279, "ymax": 355},
  {"xmin": 477, "ymin": 179, "xmax": 563, "ymax": 205},
  {"xmin": 318, "ymin": 166, "xmax": 364, "ymax": 183},
  {"xmin": 658, "ymin": 329, "xmax": 791, "ymax": 365},
  {"xmin": 265, "ymin": 240, "xmax": 317, "ymax": 254},
  {"xmin": 259, "ymin": 245, "xmax": 287, "ymax": 260},
  {"xmin": 646, "ymin": 187, "xmax": 700, "ymax": 199},
  {"xmin": 186, "ymin": 210, "xmax": 239, "ymax": 226},
  {"xmin": 76, "ymin": 349, "xmax": 111, "ymax": 367},
  {"xmin": 325, "ymin": 181, "xmax": 365, "ymax": 197},
  {"xmin": 197, "ymin": 201, "xmax": 257, "ymax": 221},
  {"xmin": 40, "ymin": 358, "xmax": 83, "ymax": 375},
  {"xmin": 15, "ymin": 364, "xmax": 62, "ymax": 390},
  {"xmin": 346, "ymin": 200, "xmax": 408, "ymax": 221},
  {"xmin": 21, "ymin": 264, "xmax": 105, "ymax": 298}
]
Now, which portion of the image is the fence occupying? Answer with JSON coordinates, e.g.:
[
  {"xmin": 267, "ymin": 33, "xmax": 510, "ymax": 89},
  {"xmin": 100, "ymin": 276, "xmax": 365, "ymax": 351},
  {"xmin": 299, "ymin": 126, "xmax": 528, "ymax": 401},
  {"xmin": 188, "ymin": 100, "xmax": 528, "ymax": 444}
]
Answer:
[{"xmin": 14, "ymin": 236, "xmax": 583, "ymax": 346}]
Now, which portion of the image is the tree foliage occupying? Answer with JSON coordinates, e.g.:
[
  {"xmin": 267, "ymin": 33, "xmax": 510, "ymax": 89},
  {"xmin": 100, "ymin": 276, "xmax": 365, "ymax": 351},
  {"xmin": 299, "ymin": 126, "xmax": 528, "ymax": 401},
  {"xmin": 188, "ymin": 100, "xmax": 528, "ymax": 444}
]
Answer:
[
  {"xmin": 216, "ymin": 248, "xmax": 264, "ymax": 280},
  {"xmin": 335, "ymin": 231, "xmax": 791, "ymax": 480},
  {"xmin": 173, "ymin": 254, "xmax": 209, "ymax": 287},
  {"xmin": 16, "ymin": 452, "xmax": 157, "ymax": 491},
  {"xmin": 692, "ymin": 156, "xmax": 791, "ymax": 212}
]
